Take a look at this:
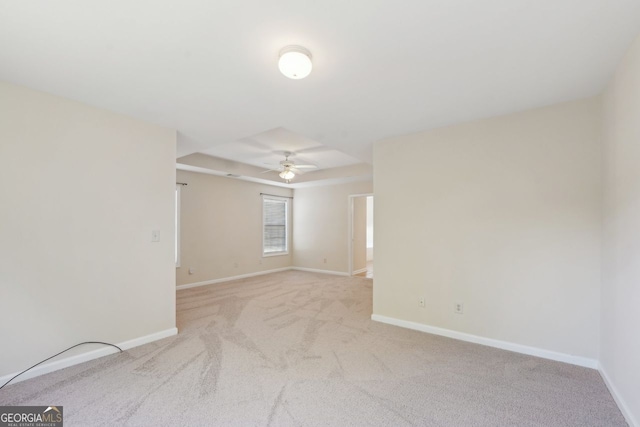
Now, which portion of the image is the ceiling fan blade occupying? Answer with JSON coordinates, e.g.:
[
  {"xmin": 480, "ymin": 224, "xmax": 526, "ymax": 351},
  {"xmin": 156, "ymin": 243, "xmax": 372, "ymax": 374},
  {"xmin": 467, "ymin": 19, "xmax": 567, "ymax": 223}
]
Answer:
[
  {"xmin": 264, "ymin": 164, "xmax": 286, "ymax": 171},
  {"xmin": 261, "ymin": 169, "xmax": 279, "ymax": 174},
  {"xmin": 294, "ymin": 164, "xmax": 317, "ymax": 169},
  {"xmin": 292, "ymin": 167, "xmax": 316, "ymax": 175}
]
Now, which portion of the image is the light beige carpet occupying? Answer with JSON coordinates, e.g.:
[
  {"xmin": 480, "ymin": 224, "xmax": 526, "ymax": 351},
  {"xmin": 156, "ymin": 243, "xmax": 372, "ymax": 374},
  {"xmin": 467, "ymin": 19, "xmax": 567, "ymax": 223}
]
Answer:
[{"xmin": 0, "ymin": 271, "xmax": 627, "ymax": 426}]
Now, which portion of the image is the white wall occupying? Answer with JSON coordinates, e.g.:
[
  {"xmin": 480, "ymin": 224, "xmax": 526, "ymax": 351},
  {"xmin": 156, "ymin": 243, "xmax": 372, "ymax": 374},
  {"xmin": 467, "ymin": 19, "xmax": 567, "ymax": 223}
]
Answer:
[
  {"xmin": 176, "ymin": 170, "xmax": 293, "ymax": 286},
  {"xmin": 366, "ymin": 196, "xmax": 374, "ymax": 261},
  {"xmin": 373, "ymin": 97, "xmax": 602, "ymax": 360},
  {"xmin": 293, "ymin": 181, "xmax": 373, "ymax": 273},
  {"xmin": 0, "ymin": 81, "xmax": 177, "ymax": 377},
  {"xmin": 353, "ymin": 196, "xmax": 367, "ymax": 272},
  {"xmin": 176, "ymin": 173, "xmax": 373, "ymax": 280},
  {"xmin": 601, "ymin": 33, "xmax": 640, "ymax": 426}
]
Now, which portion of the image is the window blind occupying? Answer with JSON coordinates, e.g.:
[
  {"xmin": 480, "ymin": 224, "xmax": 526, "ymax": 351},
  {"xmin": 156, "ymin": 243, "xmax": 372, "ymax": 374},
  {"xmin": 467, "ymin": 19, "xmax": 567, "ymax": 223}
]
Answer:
[{"xmin": 263, "ymin": 197, "xmax": 288, "ymax": 254}]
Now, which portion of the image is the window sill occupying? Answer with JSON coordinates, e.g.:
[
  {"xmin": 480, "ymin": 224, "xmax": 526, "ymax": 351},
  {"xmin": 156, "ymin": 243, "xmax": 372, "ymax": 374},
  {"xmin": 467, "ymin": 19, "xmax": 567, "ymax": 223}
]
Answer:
[{"xmin": 263, "ymin": 252, "xmax": 289, "ymax": 258}]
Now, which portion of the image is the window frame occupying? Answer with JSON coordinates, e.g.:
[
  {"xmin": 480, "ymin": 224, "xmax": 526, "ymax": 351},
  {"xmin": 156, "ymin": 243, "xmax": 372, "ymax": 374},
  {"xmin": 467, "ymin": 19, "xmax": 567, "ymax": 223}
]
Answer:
[
  {"xmin": 262, "ymin": 195, "xmax": 289, "ymax": 257},
  {"xmin": 175, "ymin": 184, "xmax": 181, "ymax": 267}
]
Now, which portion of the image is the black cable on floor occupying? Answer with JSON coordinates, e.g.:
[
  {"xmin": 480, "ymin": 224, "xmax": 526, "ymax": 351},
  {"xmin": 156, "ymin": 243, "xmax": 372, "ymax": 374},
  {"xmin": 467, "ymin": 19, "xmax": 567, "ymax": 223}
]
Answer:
[{"xmin": 0, "ymin": 341, "xmax": 123, "ymax": 390}]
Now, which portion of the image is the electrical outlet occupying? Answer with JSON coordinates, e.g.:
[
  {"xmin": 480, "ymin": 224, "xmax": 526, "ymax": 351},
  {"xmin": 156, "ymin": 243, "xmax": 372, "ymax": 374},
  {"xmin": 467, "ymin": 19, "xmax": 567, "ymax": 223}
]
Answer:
[
  {"xmin": 188, "ymin": 267, "xmax": 195, "ymax": 275},
  {"xmin": 234, "ymin": 262, "xmax": 239, "ymax": 268},
  {"xmin": 419, "ymin": 297, "xmax": 425, "ymax": 308},
  {"xmin": 454, "ymin": 302, "xmax": 464, "ymax": 314},
  {"xmin": 323, "ymin": 258, "xmax": 327, "ymax": 264},
  {"xmin": 151, "ymin": 230, "xmax": 160, "ymax": 242}
]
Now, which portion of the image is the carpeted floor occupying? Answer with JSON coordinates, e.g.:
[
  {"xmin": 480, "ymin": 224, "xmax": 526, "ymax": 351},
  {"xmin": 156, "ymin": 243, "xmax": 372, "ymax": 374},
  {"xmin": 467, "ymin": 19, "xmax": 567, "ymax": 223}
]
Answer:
[{"xmin": 0, "ymin": 271, "xmax": 627, "ymax": 426}]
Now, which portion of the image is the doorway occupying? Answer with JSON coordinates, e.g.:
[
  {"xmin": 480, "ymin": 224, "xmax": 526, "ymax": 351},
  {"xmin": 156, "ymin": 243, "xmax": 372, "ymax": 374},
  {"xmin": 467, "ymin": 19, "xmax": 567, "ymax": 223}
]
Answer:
[{"xmin": 348, "ymin": 194, "xmax": 373, "ymax": 278}]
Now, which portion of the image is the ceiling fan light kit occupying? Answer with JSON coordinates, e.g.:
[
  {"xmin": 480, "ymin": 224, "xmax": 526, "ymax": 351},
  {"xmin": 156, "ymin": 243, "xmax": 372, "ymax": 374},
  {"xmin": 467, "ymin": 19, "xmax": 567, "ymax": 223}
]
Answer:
[
  {"xmin": 279, "ymin": 169, "xmax": 295, "ymax": 181},
  {"xmin": 278, "ymin": 45, "xmax": 312, "ymax": 79}
]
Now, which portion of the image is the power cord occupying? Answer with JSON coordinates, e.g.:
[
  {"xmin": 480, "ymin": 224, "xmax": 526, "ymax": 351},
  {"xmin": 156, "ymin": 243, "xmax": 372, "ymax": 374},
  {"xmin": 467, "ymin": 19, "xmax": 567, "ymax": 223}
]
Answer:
[{"xmin": 0, "ymin": 341, "xmax": 123, "ymax": 390}]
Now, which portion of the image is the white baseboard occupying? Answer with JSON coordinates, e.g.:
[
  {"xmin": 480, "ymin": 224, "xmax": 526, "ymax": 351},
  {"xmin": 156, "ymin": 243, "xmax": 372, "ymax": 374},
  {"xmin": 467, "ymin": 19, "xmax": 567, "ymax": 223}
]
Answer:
[
  {"xmin": 176, "ymin": 267, "xmax": 351, "ymax": 291},
  {"xmin": 176, "ymin": 267, "xmax": 291, "ymax": 290},
  {"xmin": 352, "ymin": 268, "xmax": 367, "ymax": 275},
  {"xmin": 0, "ymin": 327, "xmax": 178, "ymax": 387},
  {"xmin": 371, "ymin": 314, "xmax": 598, "ymax": 369},
  {"xmin": 290, "ymin": 267, "xmax": 349, "ymax": 277},
  {"xmin": 599, "ymin": 365, "xmax": 638, "ymax": 427}
]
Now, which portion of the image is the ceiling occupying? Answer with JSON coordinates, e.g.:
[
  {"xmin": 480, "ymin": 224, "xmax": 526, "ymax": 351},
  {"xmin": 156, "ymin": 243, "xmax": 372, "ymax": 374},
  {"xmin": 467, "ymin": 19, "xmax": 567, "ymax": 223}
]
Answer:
[
  {"xmin": 2, "ymin": 0, "xmax": 640, "ymax": 177},
  {"xmin": 201, "ymin": 127, "xmax": 362, "ymax": 172}
]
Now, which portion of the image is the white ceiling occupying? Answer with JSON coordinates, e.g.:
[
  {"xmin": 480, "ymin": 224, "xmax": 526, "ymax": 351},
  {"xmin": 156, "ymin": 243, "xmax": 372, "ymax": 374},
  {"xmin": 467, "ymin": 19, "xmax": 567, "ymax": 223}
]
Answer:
[
  {"xmin": 201, "ymin": 127, "xmax": 362, "ymax": 172},
  {"xmin": 1, "ymin": 0, "xmax": 639, "ymax": 167}
]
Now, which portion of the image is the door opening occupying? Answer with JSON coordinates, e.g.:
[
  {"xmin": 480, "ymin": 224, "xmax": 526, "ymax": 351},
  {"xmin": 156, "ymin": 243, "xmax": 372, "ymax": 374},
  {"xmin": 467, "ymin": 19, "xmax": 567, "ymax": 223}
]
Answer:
[{"xmin": 349, "ymin": 194, "xmax": 373, "ymax": 278}]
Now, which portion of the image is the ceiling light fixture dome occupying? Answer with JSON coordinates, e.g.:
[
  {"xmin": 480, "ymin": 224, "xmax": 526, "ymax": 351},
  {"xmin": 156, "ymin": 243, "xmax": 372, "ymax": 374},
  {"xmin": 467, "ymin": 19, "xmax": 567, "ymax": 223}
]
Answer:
[
  {"xmin": 278, "ymin": 45, "xmax": 312, "ymax": 79},
  {"xmin": 279, "ymin": 168, "xmax": 295, "ymax": 180}
]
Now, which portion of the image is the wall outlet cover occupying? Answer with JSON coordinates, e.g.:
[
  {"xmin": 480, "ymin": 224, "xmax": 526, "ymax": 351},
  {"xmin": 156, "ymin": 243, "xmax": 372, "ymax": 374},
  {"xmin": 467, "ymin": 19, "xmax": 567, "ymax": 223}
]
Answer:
[{"xmin": 454, "ymin": 302, "xmax": 464, "ymax": 314}]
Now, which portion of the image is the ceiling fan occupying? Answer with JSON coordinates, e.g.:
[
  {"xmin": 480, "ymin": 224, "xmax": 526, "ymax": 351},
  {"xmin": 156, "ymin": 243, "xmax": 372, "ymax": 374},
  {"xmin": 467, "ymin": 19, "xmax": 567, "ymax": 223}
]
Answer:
[{"xmin": 263, "ymin": 152, "xmax": 317, "ymax": 182}]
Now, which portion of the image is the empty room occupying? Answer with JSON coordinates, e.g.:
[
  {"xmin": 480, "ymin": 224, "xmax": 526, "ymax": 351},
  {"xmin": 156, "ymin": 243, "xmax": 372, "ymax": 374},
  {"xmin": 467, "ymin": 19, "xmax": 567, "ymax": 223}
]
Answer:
[{"xmin": 1, "ymin": 1, "xmax": 639, "ymax": 426}]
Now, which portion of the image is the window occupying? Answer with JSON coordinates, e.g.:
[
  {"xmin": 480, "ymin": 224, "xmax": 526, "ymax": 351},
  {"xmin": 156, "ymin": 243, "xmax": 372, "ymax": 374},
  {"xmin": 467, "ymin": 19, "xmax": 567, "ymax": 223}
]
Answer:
[
  {"xmin": 263, "ymin": 196, "xmax": 288, "ymax": 256},
  {"xmin": 175, "ymin": 184, "xmax": 181, "ymax": 267}
]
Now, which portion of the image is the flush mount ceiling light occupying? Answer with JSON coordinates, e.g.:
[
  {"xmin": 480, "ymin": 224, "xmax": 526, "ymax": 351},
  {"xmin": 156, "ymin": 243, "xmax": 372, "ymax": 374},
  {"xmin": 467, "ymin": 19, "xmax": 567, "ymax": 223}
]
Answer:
[{"xmin": 278, "ymin": 45, "xmax": 312, "ymax": 79}]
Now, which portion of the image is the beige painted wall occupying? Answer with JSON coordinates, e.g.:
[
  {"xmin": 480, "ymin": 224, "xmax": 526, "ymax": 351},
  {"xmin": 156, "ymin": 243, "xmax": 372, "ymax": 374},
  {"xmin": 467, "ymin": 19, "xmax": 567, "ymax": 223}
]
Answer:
[
  {"xmin": 373, "ymin": 97, "xmax": 602, "ymax": 359},
  {"xmin": 293, "ymin": 181, "xmax": 373, "ymax": 273},
  {"xmin": 0, "ymin": 81, "xmax": 176, "ymax": 377},
  {"xmin": 602, "ymin": 33, "xmax": 640, "ymax": 425},
  {"xmin": 353, "ymin": 197, "xmax": 367, "ymax": 272},
  {"xmin": 176, "ymin": 170, "xmax": 293, "ymax": 286}
]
